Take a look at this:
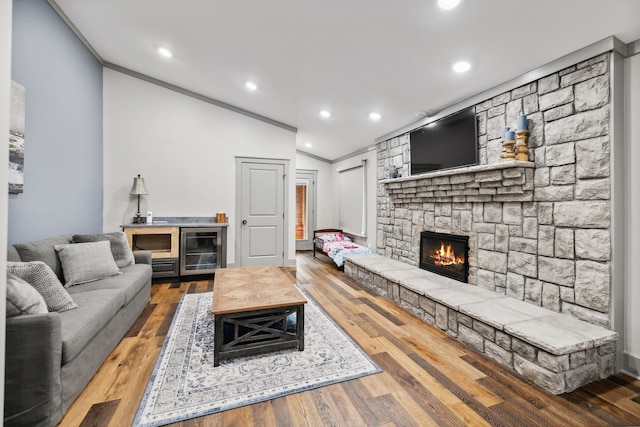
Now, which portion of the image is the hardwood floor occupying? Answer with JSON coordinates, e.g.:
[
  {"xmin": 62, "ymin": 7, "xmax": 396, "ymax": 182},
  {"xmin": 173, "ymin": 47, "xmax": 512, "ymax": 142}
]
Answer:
[{"xmin": 61, "ymin": 251, "xmax": 640, "ymax": 426}]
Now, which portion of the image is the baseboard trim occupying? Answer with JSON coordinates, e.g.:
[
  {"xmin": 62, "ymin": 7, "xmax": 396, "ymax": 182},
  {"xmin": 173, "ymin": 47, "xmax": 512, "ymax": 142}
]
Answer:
[
  {"xmin": 286, "ymin": 258, "xmax": 297, "ymax": 267},
  {"xmin": 622, "ymin": 352, "xmax": 640, "ymax": 379}
]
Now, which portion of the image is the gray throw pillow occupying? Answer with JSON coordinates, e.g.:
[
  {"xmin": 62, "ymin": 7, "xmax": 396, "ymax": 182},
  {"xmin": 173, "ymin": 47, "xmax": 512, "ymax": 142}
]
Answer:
[
  {"xmin": 6, "ymin": 273, "xmax": 49, "ymax": 317},
  {"xmin": 72, "ymin": 231, "xmax": 135, "ymax": 268},
  {"xmin": 54, "ymin": 240, "xmax": 122, "ymax": 287},
  {"xmin": 7, "ymin": 261, "xmax": 78, "ymax": 312}
]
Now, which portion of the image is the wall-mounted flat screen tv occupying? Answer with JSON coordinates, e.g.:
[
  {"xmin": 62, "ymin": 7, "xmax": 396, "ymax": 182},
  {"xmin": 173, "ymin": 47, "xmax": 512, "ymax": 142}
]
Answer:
[{"xmin": 409, "ymin": 106, "xmax": 478, "ymax": 175}]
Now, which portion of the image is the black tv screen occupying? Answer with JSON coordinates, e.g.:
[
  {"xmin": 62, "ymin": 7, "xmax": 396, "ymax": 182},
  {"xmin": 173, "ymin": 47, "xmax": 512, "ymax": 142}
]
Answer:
[{"xmin": 409, "ymin": 106, "xmax": 478, "ymax": 175}]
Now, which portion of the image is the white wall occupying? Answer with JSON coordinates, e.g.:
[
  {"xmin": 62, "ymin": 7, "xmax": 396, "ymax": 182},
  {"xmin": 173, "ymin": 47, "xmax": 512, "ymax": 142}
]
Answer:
[
  {"xmin": 0, "ymin": 0, "xmax": 12, "ymax": 417},
  {"xmin": 103, "ymin": 69, "xmax": 297, "ymax": 266},
  {"xmin": 332, "ymin": 149, "xmax": 378, "ymax": 250},
  {"xmin": 296, "ymin": 152, "xmax": 335, "ymax": 230},
  {"xmin": 623, "ymin": 51, "xmax": 640, "ymax": 378}
]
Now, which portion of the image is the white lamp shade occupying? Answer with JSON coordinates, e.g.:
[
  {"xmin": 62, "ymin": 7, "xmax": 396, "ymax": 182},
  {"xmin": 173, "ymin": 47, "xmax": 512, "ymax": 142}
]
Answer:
[{"xmin": 130, "ymin": 175, "xmax": 149, "ymax": 195}]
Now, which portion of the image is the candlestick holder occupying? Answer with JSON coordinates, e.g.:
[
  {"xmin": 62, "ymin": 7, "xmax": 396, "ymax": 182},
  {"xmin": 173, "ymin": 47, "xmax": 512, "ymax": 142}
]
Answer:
[
  {"xmin": 515, "ymin": 130, "xmax": 530, "ymax": 161},
  {"xmin": 500, "ymin": 138, "xmax": 516, "ymax": 161}
]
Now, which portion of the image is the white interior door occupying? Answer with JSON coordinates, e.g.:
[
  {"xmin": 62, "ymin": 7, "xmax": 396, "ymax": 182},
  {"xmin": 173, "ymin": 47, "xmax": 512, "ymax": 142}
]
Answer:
[
  {"xmin": 295, "ymin": 170, "xmax": 317, "ymax": 251},
  {"xmin": 239, "ymin": 161, "xmax": 285, "ymax": 266}
]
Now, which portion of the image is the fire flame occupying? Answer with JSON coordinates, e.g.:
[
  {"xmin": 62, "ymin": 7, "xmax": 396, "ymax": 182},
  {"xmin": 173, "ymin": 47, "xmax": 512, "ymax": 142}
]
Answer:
[{"xmin": 431, "ymin": 242, "xmax": 464, "ymax": 267}]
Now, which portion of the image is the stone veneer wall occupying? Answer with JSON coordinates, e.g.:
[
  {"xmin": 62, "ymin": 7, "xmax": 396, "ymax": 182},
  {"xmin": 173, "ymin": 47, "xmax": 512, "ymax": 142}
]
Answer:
[{"xmin": 377, "ymin": 53, "xmax": 613, "ymax": 328}]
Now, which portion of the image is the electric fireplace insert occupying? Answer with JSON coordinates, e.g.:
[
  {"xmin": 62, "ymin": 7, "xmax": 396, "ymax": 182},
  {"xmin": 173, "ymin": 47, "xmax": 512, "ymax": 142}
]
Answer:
[{"xmin": 419, "ymin": 231, "xmax": 469, "ymax": 283}]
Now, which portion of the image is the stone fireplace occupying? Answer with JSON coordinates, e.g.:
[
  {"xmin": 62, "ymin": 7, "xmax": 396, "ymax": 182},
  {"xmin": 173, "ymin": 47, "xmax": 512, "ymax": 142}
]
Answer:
[
  {"xmin": 376, "ymin": 52, "xmax": 613, "ymax": 329},
  {"xmin": 419, "ymin": 231, "xmax": 469, "ymax": 282}
]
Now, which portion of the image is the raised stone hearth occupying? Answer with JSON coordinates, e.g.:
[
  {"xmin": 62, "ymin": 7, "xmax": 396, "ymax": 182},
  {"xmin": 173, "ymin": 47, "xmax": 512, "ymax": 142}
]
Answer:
[
  {"xmin": 345, "ymin": 254, "xmax": 618, "ymax": 395},
  {"xmin": 376, "ymin": 52, "xmax": 613, "ymax": 330}
]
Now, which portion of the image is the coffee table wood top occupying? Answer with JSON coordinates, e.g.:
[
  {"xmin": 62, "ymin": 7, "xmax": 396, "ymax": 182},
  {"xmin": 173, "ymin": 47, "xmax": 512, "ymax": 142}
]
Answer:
[{"xmin": 211, "ymin": 265, "xmax": 307, "ymax": 315}]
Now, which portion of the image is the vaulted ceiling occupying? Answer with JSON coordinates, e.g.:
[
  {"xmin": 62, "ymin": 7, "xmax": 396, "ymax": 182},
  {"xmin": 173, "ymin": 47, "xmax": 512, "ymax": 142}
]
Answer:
[{"xmin": 53, "ymin": 0, "xmax": 640, "ymax": 161}]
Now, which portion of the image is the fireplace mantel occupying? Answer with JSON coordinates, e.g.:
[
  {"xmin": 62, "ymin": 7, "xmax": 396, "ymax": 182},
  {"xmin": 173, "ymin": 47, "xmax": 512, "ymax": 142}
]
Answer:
[
  {"xmin": 381, "ymin": 160, "xmax": 534, "ymax": 184},
  {"xmin": 382, "ymin": 160, "xmax": 535, "ymax": 204}
]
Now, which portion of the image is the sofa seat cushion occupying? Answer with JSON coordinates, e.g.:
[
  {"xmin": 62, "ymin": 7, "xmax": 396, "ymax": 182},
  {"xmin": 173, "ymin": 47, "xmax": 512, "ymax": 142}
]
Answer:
[
  {"xmin": 59, "ymin": 289, "xmax": 126, "ymax": 364},
  {"xmin": 66, "ymin": 263, "xmax": 151, "ymax": 305}
]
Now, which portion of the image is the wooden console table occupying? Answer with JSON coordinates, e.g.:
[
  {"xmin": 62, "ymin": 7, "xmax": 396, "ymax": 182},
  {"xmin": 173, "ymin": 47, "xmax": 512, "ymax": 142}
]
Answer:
[{"xmin": 211, "ymin": 265, "xmax": 306, "ymax": 366}]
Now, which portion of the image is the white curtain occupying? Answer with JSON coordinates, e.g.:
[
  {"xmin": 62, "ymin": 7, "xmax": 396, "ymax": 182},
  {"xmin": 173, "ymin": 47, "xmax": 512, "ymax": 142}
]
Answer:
[{"xmin": 338, "ymin": 160, "xmax": 366, "ymax": 237}]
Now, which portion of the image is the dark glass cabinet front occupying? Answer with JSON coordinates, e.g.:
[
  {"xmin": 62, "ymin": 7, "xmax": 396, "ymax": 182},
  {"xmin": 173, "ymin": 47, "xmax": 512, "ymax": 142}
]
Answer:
[{"xmin": 180, "ymin": 227, "xmax": 226, "ymax": 275}]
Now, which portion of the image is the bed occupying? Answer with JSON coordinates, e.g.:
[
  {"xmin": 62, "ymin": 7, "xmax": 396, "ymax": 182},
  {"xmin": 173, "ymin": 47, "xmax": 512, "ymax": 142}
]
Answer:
[{"xmin": 313, "ymin": 228, "xmax": 372, "ymax": 268}]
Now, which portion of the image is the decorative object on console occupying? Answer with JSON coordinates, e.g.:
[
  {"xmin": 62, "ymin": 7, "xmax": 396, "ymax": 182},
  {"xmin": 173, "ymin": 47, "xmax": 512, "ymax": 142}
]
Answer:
[
  {"xmin": 216, "ymin": 212, "xmax": 226, "ymax": 223},
  {"xmin": 130, "ymin": 174, "xmax": 149, "ymax": 224}
]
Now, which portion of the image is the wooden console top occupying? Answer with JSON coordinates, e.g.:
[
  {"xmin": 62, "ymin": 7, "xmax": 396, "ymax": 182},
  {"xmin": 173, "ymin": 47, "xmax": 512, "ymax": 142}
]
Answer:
[{"xmin": 211, "ymin": 265, "xmax": 307, "ymax": 315}]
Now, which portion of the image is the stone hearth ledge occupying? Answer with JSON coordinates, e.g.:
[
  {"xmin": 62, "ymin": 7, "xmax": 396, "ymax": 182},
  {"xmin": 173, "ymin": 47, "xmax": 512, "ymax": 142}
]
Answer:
[{"xmin": 344, "ymin": 253, "xmax": 617, "ymax": 395}]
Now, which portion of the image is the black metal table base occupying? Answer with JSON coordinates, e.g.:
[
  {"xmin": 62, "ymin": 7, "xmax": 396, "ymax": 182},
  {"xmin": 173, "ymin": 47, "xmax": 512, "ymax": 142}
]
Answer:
[{"xmin": 213, "ymin": 305, "xmax": 305, "ymax": 366}]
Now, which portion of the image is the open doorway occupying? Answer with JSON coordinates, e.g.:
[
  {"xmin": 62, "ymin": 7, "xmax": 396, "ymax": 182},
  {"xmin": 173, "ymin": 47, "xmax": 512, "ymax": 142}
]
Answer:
[{"xmin": 295, "ymin": 170, "xmax": 317, "ymax": 251}]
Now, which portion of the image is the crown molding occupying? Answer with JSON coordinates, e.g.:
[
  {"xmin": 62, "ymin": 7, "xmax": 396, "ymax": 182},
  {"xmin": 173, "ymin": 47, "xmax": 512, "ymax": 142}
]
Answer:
[
  {"xmin": 376, "ymin": 36, "xmax": 632, "ymax": 144},
  {"xmin": 296, "ymin": 150, "xmax": 331, "ymax": 163},
  {"xmin": 46, "ymin": 0, "xmax": 296, "ymax": 134}
]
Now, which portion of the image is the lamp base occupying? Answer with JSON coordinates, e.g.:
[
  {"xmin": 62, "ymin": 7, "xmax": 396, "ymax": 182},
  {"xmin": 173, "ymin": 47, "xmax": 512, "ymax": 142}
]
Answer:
[{"xmin": 132, "ymin": 216, "xmax": 147, "ymax": 224}]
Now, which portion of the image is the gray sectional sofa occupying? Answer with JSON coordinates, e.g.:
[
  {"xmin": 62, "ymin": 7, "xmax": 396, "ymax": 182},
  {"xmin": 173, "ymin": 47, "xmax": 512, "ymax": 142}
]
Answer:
[{"xmin": 5, "ymin": 234, "xmax": 153, "ymax": 427}]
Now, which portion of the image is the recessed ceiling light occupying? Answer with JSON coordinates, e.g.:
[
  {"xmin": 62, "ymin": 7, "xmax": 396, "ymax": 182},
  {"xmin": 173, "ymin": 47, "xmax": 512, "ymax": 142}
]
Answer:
[
  {"xmin": 157, "ymin": 47, "xmax": 173, "ymax": 58},
  {"xmin": 453, "ymin": 61, "xmax": 471, "ymax": 73},
  {"xmin": 245, "ymin": 81, "xmax": 258, "ymax": 91},
  {"xmin": 305, "ymin": 142, "xmax": 312, "ymax": 148},
  {"xmin": 320, "ymin": 110, "xmax": 331, "ymax": 118},
  {"xmin": 369, "ymin": 112, "xmax": 382, "ymax": 121},
  {"xmin": 438, "ymin": 0, "xmax": 460, "ymax": 10}
]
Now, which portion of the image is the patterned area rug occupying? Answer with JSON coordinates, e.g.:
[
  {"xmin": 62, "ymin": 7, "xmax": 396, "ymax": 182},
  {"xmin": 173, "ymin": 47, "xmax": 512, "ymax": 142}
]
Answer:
[{"xmin": 133, "ymin": 291, "xmax": 381, "ymax": 427}]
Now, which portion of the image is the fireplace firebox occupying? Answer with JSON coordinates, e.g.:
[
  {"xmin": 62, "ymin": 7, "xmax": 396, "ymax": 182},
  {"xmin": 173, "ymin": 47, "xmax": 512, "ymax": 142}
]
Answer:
[{"xmin": 419, "ymin": 231, "xmax": 469, "ymax": 283}]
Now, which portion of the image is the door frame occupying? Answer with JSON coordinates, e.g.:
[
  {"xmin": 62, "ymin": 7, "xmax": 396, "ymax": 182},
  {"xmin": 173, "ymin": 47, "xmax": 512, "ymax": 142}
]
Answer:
[
  {"xmin": 235, "ymin": 157, "xmax": 291, "ymax": 267},
  {"xmin": 295, "ymin": 169, "xmax": 317, "ymax": 251}
]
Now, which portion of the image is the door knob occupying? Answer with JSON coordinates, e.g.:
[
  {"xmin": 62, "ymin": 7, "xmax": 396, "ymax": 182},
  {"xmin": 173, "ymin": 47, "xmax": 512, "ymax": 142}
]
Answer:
[{"xmin": 242, "ymin": 220, "xmax": 247, "ymax": 225}]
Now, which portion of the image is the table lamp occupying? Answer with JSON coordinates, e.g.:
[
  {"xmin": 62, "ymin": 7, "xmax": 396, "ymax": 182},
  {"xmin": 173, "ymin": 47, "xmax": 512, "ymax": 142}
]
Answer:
[{"xmin": 130, "ymin": 174, "xmax": 149, "ymax": 224}]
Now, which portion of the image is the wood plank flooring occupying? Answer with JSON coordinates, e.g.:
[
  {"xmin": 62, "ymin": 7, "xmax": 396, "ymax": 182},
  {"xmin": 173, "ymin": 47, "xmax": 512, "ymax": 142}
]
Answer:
[{"xmin": 61, "ymin": 251, "xmax": 640, "ymax": 426}]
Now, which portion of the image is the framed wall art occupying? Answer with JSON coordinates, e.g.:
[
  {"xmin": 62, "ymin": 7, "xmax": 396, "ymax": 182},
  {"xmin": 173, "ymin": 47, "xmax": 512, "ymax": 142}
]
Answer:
[{"xmin": 9, "ymin": 80, "xmax": 25, "ymax": 194}]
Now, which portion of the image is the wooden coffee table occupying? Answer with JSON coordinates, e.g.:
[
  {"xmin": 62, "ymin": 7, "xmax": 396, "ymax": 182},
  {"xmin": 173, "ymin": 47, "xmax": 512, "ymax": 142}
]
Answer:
[{"xmin": 211, "ymin": 265, "xmax": 307, "ymax": 366}]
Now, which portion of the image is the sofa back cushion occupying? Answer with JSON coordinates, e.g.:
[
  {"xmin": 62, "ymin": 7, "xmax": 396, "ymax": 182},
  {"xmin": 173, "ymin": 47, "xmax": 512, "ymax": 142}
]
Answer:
[
  {"xmin": 72, "ymin": 232, "xmax": 135, "ymax": 268},
  {"xmin": 7, "ymin": 245, "xmax": 20, "ymax": 262},
  {"xmin": 13, "ymin": 235, "xmax": 73, "ymax": 281}
]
